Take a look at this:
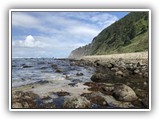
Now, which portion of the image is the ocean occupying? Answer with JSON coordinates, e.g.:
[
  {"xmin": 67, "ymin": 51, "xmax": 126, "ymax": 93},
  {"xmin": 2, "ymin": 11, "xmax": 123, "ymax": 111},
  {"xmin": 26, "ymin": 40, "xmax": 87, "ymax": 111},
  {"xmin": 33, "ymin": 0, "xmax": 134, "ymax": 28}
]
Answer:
[{"xmin": 12, "ymin": 58, "xmax": 95, "ymax": 88}]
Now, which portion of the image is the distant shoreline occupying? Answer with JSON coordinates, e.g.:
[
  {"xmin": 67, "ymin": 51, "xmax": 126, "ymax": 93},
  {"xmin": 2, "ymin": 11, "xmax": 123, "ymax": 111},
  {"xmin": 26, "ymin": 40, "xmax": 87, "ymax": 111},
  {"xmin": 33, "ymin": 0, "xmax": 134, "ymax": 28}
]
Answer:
[{"xmin": 80, "ymin": 52, "xmax": 148, "ymax": 64}]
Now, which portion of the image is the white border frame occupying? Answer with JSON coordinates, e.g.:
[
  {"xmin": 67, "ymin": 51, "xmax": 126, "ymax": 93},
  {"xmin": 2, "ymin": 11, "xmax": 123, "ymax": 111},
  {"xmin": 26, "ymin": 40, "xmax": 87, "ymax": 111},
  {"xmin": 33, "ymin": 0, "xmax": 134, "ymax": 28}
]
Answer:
[{"xmin": 9, "ymin": 9, "xmax": 151, "ymax": 111}]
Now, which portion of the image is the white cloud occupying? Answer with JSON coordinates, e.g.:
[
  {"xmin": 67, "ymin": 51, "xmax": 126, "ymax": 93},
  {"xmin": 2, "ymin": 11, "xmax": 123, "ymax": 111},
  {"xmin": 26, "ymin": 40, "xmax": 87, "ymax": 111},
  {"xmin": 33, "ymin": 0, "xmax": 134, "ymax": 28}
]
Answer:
[
  {"xmin": 13, "ymin": 35, "xmax": 48, "ymax": 48},
  {"xmin": 12, "ymin": 13, "xmax": 40, "ymax": 28},
  {"xmin": 12, "ymin": 12, "xmax": 121, "ymax": 58}
]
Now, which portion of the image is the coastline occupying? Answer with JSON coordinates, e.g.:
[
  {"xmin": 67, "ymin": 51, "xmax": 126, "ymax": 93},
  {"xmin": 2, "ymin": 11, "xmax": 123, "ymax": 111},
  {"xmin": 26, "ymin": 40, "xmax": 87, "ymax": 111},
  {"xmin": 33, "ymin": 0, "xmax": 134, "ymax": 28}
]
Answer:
[{"xmin": 12, "ymin": 52, "xmax": 149, "ymax": 109}]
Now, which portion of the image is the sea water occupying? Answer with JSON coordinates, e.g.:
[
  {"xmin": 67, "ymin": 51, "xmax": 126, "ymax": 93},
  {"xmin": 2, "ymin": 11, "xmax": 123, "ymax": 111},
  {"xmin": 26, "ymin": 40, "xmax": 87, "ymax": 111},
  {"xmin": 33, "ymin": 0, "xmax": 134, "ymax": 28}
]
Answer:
[{"xmin": 12, "ymin": 58, "xmax": 95, "ymax": 88}]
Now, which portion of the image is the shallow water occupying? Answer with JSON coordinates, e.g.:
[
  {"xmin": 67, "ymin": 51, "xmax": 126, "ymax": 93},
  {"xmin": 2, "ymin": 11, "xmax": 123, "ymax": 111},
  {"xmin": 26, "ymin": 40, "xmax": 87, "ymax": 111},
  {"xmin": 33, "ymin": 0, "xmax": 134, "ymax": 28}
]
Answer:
[{"xmin": 12, "ymin": 58, "xmax": 95, "ymax": 88}]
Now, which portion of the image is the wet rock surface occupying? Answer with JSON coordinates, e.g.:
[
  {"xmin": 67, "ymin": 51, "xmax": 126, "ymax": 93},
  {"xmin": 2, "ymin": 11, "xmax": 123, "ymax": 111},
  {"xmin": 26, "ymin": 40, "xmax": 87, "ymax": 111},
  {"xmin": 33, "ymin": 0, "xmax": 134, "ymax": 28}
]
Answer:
[
  {"xmin": 86, "ymin": 60, "xmax": 149, "ymax": 109},
  {"xmin": 12, "ymin": 58, "xmax": 149, "ymax": 109}
]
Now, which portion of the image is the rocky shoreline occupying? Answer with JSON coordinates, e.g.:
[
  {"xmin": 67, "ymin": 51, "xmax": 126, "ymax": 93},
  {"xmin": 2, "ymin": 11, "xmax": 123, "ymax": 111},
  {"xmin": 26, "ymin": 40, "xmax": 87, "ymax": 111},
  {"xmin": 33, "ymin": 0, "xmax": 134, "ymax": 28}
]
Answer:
[{"xmin": 12, "ymin": 53, "xmax": 149, "ymax": 109}]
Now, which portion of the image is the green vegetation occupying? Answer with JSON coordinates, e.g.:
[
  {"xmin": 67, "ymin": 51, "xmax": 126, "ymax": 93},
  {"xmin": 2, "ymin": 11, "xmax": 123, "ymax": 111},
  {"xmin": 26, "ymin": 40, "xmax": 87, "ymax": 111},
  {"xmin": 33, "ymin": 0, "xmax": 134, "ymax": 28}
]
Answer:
[{"xmin": 69, "ymin": 12, "xmax": 149, "ymax": 57}]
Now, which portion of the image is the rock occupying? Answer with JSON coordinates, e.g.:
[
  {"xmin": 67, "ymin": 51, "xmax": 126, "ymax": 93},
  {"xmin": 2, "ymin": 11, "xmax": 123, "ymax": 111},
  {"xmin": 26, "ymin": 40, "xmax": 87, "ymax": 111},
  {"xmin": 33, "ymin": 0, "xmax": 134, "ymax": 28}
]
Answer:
[
  {"xmin": 22, "ymin": 65, "xmax": 32, "ymax": 68},
  {"xmin": 101, "ymin": 86, "xmax": 114, "ymax": 95},
  {"xmin": 72, "ymin": 79, "xmax": 81, "ymax": 83},
  {"xmin": 36, "ymin": 80, "xmax": 49, "ymax": 85},
  {"xmin": 119, "ymin": 61, "xmax": 126, "ymax": 67},
  {"xmin": 131, "ymin": 100, "xmax": 144, "ymax": 108},
  {"xmin": 128, "ymin": 63, "xmax": 134, "ymax": 70},
  {"xmin": 16, "ymin": 91, "xmax": 23, "ymax": 97},
  {"xmin": 113, "ymin": 84, "xmax": 138, "ymax": 102},
  {"xmin": 42, "ymin": 96, "xmax": 52, "ymax": 100},
  {"xmin": 141, "ymin": 66, "xmax": 147, "ymax": 73},
  {"xmin": 141, "ymin": 97, "xmax": 149, "ymax": 108},
  {"xmin": 106, "ymin": 63, "xmax": 114, "ymax": 69},
  {"xmin": 94, "ymin": 60, "xmax": 100, "ymax": 64},
  {"xmin": 68, "ymin": 83, "xmax": 77, "ymax": 87},
  {"xmin": 24, "ymin": 95, "xmax": 32, "ymax": 100},
  {"xmin": 143, "ymin": 82, "xmax": 147, "ymax": 86},
  {"xmin": 12, "ymin": 91, "xmax": 39, "ymax": 108},
  {"xmin": 44, "ymin": 102, "xmax": 56, "ymax": 108},
  {"xmin": 12, "ymin": 65, "xmax": 16, "ymax": 67},
  {"xmin": 81, "ymin": 92, "xmax": 108, "ymax": 106},
  {"xmin": 23, "ymin": 102, "xmax": 29, "ymax": 108},
  {"xmin": 12, "ymin": 102, "xmax": 23, "ymax": 108},
  {"xmin": 26, "ymin": 92, "xmax": 39, "ymax": 99},
  {"xmin": 136, "ymin": 62, "xmax": 141, "ymax": 67},
  {"xmin": 55, "ymin": 69, "xmax": 63, "ymax": 73},
  {"xmin": 138, "ymin": 72, "xmax": 143, "ymax": 76},
  {"xmin": 51, "ymin": 64, "xmax": 58, "ymax": 69},
  {"xmin": 76, "ymin": 72, "xmax": 84, "ymax": 76},
  {"xmin": 134, "ymin": 69, "xmax": 140, "ymax": 74},
  {"xmin": 143, "ymin": 72, "xmax": 148, "ymax": 78},
  {"xmin": 63, "ymin": 96, "xmax": 91, "ymax": 108},
  {"xmin": 56, "ymin": 91, "xmax": 70, "ymax": 96},
  {"xmin": 88, "ymin": 94, "xmax": 107, "ymax": 106},
  {"xmin": 90, "ymin": 73, "xmax": 106, "ymax": 82},
  {"xmin": 115, "ymin": 71, "xmax": 124, "ymax": 77},
  {"xmin": 103, "ymin": 95, "xmax": 134, "ymax": 108},
  {"xmin": 65, "ymin": 75, "xmax": 70, "ymax": 79},
  {"xmin": 111, "ymin": 67, "xmax": 119, "ymax": 72}
]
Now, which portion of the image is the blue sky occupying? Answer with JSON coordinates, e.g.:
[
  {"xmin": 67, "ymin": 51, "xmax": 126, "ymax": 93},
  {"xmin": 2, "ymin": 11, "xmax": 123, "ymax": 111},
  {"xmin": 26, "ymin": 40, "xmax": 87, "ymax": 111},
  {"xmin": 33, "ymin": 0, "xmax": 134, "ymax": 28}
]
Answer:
[{"xmin": 12, "ymin": 11, "xmax": 129, "ymax": 58}]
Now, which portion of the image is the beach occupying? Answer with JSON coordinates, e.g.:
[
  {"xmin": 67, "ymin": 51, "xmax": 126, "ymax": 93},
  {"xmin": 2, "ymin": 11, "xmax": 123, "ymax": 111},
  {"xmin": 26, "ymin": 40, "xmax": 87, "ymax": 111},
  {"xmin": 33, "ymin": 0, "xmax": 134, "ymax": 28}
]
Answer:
[{"xmin": 12, "ymin": 52, "xmax": 149, "ymax": 109}]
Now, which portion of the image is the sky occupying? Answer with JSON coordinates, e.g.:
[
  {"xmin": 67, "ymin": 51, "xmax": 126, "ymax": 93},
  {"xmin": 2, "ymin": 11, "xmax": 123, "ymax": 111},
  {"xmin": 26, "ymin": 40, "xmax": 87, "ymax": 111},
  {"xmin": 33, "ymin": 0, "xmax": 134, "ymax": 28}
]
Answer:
[{"xmin": 12, "ymin": 11, "xmax": 129, "ymax": 58}]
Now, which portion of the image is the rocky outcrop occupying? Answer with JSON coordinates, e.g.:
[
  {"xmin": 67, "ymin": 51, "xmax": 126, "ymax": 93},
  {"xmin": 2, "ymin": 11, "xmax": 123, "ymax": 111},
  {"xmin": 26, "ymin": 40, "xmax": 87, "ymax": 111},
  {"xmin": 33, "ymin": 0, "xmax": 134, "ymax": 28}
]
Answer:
[
  {"xmin": 12, "ymin": 91, "xmax": 56, "ymax": 109},
  {"xmin": 12, "ymin": 91, "xmax": 39, "ymax": 108},
  {"xmin": 63, "ymin": 96, "xmax": 91, "ymax": 108}
]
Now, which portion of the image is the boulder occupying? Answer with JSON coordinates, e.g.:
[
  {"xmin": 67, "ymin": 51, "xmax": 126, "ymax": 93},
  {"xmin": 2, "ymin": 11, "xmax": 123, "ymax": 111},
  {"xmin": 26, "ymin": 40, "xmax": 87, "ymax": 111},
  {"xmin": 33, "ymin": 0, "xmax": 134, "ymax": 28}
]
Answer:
[
  {"xmin": 90, "ymin": 73, "xmax": 106, "ymax": 82},
  {"xmin": 63, "ymin": 96, "xmax": 91, "ymax": 108},
  {"xmin": 113, "ymin": 84, "xmax": 138, "ymax": 102}
]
